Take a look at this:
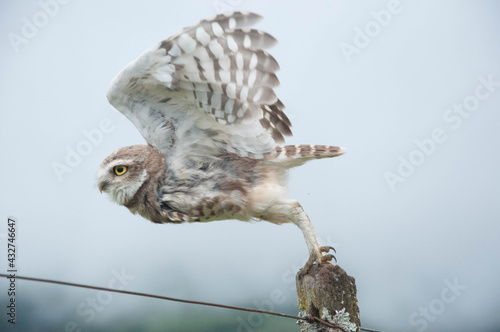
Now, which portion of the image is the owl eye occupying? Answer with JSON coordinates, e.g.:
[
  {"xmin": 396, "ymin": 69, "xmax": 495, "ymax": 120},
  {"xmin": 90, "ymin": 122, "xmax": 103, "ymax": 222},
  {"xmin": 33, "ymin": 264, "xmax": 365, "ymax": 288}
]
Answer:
[{"xmin": 113, "ymin": 165, "xmax": 127, "ymax": 176}]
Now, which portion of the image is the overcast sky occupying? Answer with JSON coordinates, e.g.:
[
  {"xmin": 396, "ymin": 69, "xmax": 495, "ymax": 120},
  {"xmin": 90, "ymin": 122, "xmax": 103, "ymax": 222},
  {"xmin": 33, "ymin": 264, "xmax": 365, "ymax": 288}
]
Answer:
[{"xmin": 1, "ymin": 1, "xmax": 500, "ymax": 331}]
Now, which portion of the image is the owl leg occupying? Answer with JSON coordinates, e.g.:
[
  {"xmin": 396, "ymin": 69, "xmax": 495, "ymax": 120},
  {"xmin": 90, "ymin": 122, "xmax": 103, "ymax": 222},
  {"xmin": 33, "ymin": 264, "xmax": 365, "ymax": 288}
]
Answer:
[
  {"xmin": 261, "ymin": 200, "xmax": 335, "ymax": 275},
  {"xmin": 287, "ymin": 201, "xmax": 337, "ymax": 275}
]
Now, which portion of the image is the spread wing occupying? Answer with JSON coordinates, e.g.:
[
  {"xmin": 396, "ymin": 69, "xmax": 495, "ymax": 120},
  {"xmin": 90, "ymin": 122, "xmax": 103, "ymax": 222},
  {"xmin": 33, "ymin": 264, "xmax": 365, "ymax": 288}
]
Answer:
[{"xmin": 107, "ymin": 11, "xmax": 292, "ymax": 160}]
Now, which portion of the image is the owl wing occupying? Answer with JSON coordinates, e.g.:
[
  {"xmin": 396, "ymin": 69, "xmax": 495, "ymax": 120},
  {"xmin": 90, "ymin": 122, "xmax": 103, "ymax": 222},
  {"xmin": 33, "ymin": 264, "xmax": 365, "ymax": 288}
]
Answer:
[{"xmin": 107, "ymin": 11, "xmax": 292, "ymax": 159}]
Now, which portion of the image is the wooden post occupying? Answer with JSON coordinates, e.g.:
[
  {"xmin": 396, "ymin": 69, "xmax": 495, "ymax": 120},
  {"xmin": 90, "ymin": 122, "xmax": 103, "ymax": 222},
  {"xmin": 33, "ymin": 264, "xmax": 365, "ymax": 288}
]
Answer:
[{"xmin": 296, "ymin": 264, "xmax": 360, "ymax": 332}]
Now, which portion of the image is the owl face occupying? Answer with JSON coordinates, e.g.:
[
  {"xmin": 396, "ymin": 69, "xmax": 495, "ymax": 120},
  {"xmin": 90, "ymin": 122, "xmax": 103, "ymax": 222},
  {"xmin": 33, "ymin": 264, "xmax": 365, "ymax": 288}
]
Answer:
[{"xmin": 98, "ymin": 147, "xmax": 150, "ymax": 206}]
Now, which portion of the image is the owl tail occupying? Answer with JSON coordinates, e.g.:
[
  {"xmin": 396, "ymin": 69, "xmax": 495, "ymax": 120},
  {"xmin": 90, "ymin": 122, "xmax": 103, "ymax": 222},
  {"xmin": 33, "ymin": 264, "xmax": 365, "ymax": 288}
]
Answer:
[{"xmin": 268, "ymin": 144, "xmax": 346, "ymax": 168}]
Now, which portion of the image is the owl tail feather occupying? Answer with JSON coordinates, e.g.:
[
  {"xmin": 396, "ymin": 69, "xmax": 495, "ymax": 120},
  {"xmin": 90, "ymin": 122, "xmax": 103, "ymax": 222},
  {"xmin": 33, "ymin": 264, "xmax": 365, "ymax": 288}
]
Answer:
[{"xmin": 268, "ymin": 144, "xmax": 346, "ymax": 168}]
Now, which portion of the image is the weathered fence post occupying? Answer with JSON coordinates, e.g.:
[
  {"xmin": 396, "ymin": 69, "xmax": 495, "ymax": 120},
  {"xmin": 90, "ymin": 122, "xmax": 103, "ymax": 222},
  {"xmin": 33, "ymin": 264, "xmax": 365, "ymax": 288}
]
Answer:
[{"xmin": 296, "ymin": 264, "xmax": 360, "ymax": 332}]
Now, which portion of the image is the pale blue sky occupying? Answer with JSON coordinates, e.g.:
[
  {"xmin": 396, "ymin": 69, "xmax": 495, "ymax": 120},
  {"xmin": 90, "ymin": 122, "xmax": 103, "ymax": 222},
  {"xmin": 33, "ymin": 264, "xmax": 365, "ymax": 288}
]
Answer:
[{"xmin": 1, "ymin": 1, "xmax": 499, "ymax": 331}]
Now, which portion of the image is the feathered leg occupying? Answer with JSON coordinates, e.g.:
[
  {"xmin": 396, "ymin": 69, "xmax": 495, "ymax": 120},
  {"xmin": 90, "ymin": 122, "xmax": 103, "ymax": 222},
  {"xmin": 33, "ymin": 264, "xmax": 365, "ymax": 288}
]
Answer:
[{"xmin": 260, "ymin": 199, "xmax": 335, "ymax": 275}]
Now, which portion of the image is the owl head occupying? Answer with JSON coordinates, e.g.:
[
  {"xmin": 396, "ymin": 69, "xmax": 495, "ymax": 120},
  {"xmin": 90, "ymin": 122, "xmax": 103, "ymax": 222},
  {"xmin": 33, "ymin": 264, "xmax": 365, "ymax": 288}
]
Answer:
[{"xmin": 97, "ymin": 145, "xmax": 154, "ymax": 206}]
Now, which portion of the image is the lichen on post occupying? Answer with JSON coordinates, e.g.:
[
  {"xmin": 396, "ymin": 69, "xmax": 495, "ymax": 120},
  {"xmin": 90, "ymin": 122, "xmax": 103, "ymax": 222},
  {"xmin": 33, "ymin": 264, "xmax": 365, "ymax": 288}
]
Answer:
[{"xmin": 296, "ymin": 264, "xmax": 360, "ymax": 332}]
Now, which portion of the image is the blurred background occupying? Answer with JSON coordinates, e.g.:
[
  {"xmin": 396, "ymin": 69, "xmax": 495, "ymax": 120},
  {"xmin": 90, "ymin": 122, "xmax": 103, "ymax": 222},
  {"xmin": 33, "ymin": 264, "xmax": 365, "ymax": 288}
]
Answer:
[{"xmin": 1, "ymin": 0, "xmax": 499, "ymax": 331}]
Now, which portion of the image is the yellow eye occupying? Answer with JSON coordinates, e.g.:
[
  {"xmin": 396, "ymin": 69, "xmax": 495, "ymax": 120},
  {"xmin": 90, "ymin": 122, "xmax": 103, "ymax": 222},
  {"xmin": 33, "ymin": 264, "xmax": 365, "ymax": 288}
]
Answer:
[{"xmin": 113, "ymin": 165, "xmax": 127, "ymax": 176}]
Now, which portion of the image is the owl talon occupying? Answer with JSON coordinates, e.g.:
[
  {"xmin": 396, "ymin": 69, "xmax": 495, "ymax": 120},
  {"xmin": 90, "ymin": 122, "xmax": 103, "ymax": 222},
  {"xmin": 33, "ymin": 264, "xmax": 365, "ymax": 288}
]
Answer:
[
  {"xmin": 300, "ymin": 247, "xmax": 337, "ymax": 276},
  {"xmin": 320, "ymin": 245, "xmax": 336, "ymax": 253},
  {"xmin": 319, "ymin": 246, "xmax": 337, "ymax": 263},
  {"xmin": 320, "ymin": 254, "xmax": 335, "ymax": 264}
]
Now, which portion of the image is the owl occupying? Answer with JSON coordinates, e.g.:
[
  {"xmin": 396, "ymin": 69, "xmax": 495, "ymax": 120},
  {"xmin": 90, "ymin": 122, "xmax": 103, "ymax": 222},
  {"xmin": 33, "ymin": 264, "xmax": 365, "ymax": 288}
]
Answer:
[{"xmin": 98, "ymin": 12, "xmax": 345, "ymax": 274}]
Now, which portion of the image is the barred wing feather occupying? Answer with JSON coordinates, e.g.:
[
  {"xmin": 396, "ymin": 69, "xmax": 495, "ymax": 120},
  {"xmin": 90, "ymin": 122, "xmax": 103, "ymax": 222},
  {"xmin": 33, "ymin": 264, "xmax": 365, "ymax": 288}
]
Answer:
[{"xmin": 107, "ymin": 12, "xmax": 292, "ymax": 159}]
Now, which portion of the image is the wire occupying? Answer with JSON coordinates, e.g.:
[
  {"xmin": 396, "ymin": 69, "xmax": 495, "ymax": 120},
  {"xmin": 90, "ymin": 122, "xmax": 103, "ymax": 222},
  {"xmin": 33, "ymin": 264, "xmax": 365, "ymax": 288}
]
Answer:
[{"xmin": 0, "ymin": 273, "xmax": 382, "ymax": 332}]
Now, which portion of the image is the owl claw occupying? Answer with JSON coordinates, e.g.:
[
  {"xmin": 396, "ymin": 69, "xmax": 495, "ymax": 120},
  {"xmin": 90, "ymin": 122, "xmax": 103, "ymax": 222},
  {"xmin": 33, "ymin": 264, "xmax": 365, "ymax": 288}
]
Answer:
[
  {"xmin": 320, "ymin": 254, "xmax": 335, "ymax": 264},
  {"xmin": 300, "ymin": 246, "xmax": 337, "ymax": 276},
  {"xmin": 320, "ymin": 246, "xmax": 337, "ymax": 262},
  {"xmin": 320, "ymin": 246, "xmax": 336, "ymax": 254},
  {"xmin": 300, "ymin": 255, "xmax": 318, "ymax": 276}
]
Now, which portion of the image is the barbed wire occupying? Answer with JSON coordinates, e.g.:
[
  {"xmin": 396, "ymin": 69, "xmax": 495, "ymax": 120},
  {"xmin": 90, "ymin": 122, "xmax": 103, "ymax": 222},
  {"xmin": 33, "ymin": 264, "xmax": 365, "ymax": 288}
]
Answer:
[{"xmin": 0, "ymin": 273, "xmax": 383, "ymax": 332}]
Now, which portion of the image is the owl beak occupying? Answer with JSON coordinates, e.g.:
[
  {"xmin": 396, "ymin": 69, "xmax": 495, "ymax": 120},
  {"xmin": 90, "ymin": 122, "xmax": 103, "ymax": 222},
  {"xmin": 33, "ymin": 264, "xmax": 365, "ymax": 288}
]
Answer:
[{"xmin": 98, "ymin": 181, "xmax": 108, "ymax": 194}]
